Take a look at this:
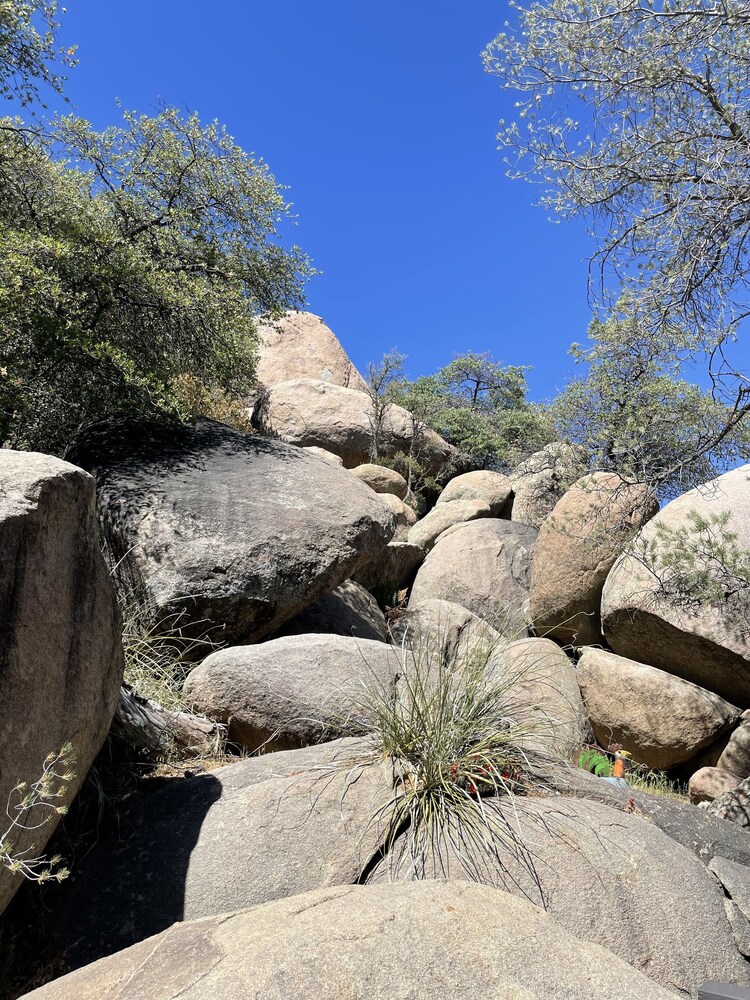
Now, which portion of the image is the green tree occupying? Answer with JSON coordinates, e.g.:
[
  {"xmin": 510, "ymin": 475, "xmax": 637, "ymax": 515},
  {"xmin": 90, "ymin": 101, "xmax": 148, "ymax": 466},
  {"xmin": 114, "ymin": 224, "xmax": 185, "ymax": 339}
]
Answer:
[
  {"xmin": 0, "ymin": 1, "xmax": 75, "ymax": 109},
  {"xmin": 0, "ymin": 106, "xmax": 312, "ymax": 452},
  {"xmin": 484, "ymin": 1, "xmax": 750, "ymax": 450}
]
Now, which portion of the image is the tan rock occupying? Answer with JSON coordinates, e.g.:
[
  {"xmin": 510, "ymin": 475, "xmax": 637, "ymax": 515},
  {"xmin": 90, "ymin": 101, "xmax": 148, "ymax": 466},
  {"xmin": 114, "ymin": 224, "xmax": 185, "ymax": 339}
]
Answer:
[
  {"xmin": 255, "ymin": 310, "xmax": 367, "ymax": 390},
  {"xmin": 408, "ymin": 497, "xmax": 492, "ymax": 552},
  {"xmin": 602, "ymin": 464, "xmax": 750, "ymax": 704},
  {"xmin": 509, "ymin": 441, "xmax": 588, "ymax": 528},
  {"xmin": 527, "ymin": 472, "xmax": 658, "ymax": 645},
  {"xmin": 437, "ymin": 469, "xmax": 512, "ymax": 515},
  {"xmin": 718, "ymin": 715, "xmax": 750, "ymax": 777},
  {"xmin": 302, "ymin": 445, "xmax": 344, "ymax": 466},
  {"xmin": 577, "ymin": 647, "xmax": 740, "ymax": 769},
  {"xmin": 0, "ymin": 451, "xmax": 124, "ymax": 915},
  {"xmin": 376, "ymin": 492, "xmax": 417, "ymax": 542},
  {"xmin": 689, "ymin": 766, "xmax": 742, "ymax": 804},
  {"xmin": 351, "ymin": 462, "xmax": 408, "ymax": 499}
]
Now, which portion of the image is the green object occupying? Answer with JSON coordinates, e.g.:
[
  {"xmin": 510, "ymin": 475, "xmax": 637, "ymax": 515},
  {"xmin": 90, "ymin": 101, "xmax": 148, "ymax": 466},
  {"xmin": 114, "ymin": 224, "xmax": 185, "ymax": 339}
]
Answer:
[{"xmin": 577, "ymin": 747, "xmax": 612, "ymax": 778}]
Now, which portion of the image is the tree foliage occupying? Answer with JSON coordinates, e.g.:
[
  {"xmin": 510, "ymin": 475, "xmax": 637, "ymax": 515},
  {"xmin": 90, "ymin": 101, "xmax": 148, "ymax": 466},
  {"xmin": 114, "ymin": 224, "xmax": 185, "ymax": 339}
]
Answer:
[
  {"xmin": 0, "ymin": 107, "xmax": 312, "ymax": 452},
  {"xmin": 0, "ymin": 1, "xmax": 75, "ymax": 108},
  {"xmin": 484, "ymin": 1, "xmax": 750, "ymax": 458}
]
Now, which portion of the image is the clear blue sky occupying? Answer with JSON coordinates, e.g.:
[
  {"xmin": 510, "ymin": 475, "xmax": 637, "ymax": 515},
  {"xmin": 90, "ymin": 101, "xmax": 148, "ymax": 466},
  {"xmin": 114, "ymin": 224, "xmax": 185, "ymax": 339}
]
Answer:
[{"xmin": 51, "ymin": 1, "xmax": 598, "ymax": 400}]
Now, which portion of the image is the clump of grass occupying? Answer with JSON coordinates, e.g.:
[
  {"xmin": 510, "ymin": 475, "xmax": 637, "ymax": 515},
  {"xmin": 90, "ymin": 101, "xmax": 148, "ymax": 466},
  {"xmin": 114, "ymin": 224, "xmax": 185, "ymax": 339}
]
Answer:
[
  {"xmin": 355, "ymin": 623, "xmax": 566, "ymax": 883},
  {"xmin": 0, "ymin": 744, "xmax": 76, "ymax": 885}
]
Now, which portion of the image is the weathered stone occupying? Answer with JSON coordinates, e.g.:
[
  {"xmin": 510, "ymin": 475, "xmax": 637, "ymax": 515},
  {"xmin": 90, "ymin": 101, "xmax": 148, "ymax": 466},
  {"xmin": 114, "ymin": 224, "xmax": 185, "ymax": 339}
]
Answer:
[
  {"xmin": 408, "ymin": 497, "xmax": 492, "ymax": 552},
  {"xmin": 375, "ymin": 492, "xmax": 417, "ymax": 542},
  {"xmin": 409, "ymin": 519, "xmax": 537, "ymax": 636},
  {"xmin": 67, "ymin": 418, "xmax": 394, "ymax": 645},
  {"xmin": 437, "ymin": 469, "xmax": 512, "ymax": 515},
  {"xmin": 255, "ymin": 310, "xmax": 367, "ymax": 390},
  {"xmin": 527, "ymin": 473, "xmax": 658, "ymax": 645},
  {"xmin": 183, "ymin": 634, "xmax": 400, "ymax": 751},
  {"xmin": 719, "ymin": 715, "xmax": 750, "ymax": 778},
  {"xmin": 577, "ymin": 647, "xmax": 740, "ymax": 769},
  {"xmin": 28, "ymin": 881, "xmax": 678, "ymax": 1000},
  {"xmin": 689, "ymin": 766, "xmax": 742, "ymax": 804},
  {"xmin": 351, "ymin": 463, "xmax": 408, "ymax": 499},
  {"xmin": 302, "ymin": 445, "xmax": 344, "ymax": 466},
  {"xmin": 509, "ymin": 441, "xmax": 588, "ymax": 529},
  {"xmin": 352, "ymin": 541, "xmax": 424, "ymax": 596},
  {"xmin": 254, "ymin": 377, "xmax": 458, "ymax": 474},
  {"xmin": 707, "ymin": 776, "xmax": 750, "ymax": 828},
  {"xmin": 0, "ymin": 451, "xmax": 123, "ymax": 915},
  {"xmin": 272, "ymin": 579, "xmax": 388, "ymax": 643},
  {"xmin": 390, "ymin": 598, "xmax": 502, "ymax": 662},
  {"xmin": 54, "ymin": 740, "xmax": 393, "ymax": 969},
  {"xmin": 602, "ymin": 464, "xmax": 750, "ymax": 704}
]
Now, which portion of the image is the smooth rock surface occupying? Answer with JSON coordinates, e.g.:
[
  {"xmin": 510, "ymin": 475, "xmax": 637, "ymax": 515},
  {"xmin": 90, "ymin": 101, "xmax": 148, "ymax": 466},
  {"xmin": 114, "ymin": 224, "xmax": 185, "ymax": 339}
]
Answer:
[
  {"xmin": 53, "ymin": 740, "xmax": 392, "ymax": 969},
  {"xmin": 255, "ymin": 310, "xmax": 367, "ymax": 390},
  {"xmin": 351, "ymin": 463, "xmax": 408, "ymax": 499},
  {"xmin": 719, "ymin": 715, "xmax": 750, "ymax": 778},
  {"xmin": 689, "ymin": 766, "xmax": 742, "ymax": 804},
  {"xmin": 271, "ymin": 579, "xmax": 388, "ymax": 643},
  {"xmin": 302, "ymin": 445, "xmax": 344, "ymax": 466},
  {"xmin": 26, "ymin": 881, "xmax": 678, "ymax": 1000},
  {"xmin": 577, "ymin": 647, "xmax": 740, "ymax": 769},
  {"xmin": 437, "ymin": 469, "xmax": 512, "ymax": 515},
  {"xmin": 509, "ymin": 442, "xmax": 588, "ymax": 529},
  {"xmin": 408, "ymin": 497, "xmax": 492, "ymax": 552},
  {"xmin": 527, "ymin": 473, "xmax": 658, "ymax": 645},
  {"xmin": 389, "ymin": 598, "xmax": 502, "ymax": 662},
  {"xmin": 67, "ymin": 418, "xmax": 394, "ymax": 644},
  {"xmin": 0, "ymin": 451, "xmax": 123, "ymax": 915},
  {"xmin": 375, "ymin": 492, "xmax": 417, "ymax": 542},
  {"xmin": 409, "ymin": 519, "xmax": 537, "ymax": 636},
  {"xmin": 254, "ymin": 377, "xmax": 458, "ymax": 474},
  {"xmin": 602, "ymin": 464, "xmax": 750, "ymax": 704},
  {"xmin": 183, "ymin": 634, "xmax": 401, "ymax": 751}
]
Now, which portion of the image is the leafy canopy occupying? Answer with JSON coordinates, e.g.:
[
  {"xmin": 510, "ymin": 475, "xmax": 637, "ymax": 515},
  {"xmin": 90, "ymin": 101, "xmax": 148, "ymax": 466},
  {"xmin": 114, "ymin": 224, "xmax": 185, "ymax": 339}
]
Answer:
[
  {"xmin": 1, "ymin": 106, "xmax": 312, "ymax": 452},
  {"xmin": 0, "ymin": 1, "xmax": 75, "ymax": 108}
]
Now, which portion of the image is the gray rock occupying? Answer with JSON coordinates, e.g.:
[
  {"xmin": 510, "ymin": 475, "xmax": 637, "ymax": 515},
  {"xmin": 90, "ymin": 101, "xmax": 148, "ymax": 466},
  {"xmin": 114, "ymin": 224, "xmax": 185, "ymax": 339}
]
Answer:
[
  {"xmin": 409, "ymin": 519, "xmax": 537, "ymax": 637},
  {"xmin": 352, "ymin": 541, "xmax": 424, "ymax": 596},
  {"xmin": 351, "ymin": 463, "xmax": 408, "ymax": 499},
  {"xmin": 28, "ymin": 881, "xmax": 678, "ymax": 1000},
  {"xmin": 375, "ymin": 492, "xmax": 417, "ymax": 542},
  {"xmin": 509, "ymin": 441, "xmax": 588, "ymax": 529},
  {"xmin": 67, "ymin": 417, "xmax": 394, "ymax": 645},
  {"xmin": 690, "ymin": 766, "xmax": 743, "ymax": 804},
  {"xmin": 302, "ymin": 445, "xmax": 344, "ymax": 466},
  {"xmin": 437, "ymin": 469, "xmax": 513, "ymax": 515},
  {"xmin": 54, "ymin": 739, "xmax": 393, "ymax": 970},
  {"xmin": 719, "ymin": 716, "xmax": 750, "ymax": 777},
  {"xmin": 272, "ymin": 579, "xmax": 388, "ymax": 643},
  {"xmin": 707, "ymin": 775, "xmax": 750, "ymax": 828},
  {"xmin": 183, "ymin": 634, "xmax": 401, "ymax": 751},
  {"xmin": 601, "ymin": 464, "xmax": 750, "ymax": 704},
  {"xmin": 577, "ymin": 647, "xmax": 740, "ymax": 769},
  {"xmin": 255, "ymin": 310, "xmax": 367, "ymax": 391},
  {"xmin": 408, "ymin": 497, "xmax": 492, "ymax": 552},
  {"xmin": 527, "ymin": 473, "xmax": 658, "ymax": 645},
  {"xmin": 390, "ymin": 598, "xmax": 502, "ymax": 662},
  {"xmin": 0, "ymin": 451, "xmax": 123, "ymax": 915}
]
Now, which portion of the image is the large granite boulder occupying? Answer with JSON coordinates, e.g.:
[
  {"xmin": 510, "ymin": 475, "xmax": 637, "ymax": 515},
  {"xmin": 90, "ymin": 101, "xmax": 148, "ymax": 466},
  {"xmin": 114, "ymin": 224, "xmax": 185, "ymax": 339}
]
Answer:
[
  {"xmin": 254, "ymin": 377, "xmax": 458, "ymax": 475},
  {"xmin": 509, "ymin": 441, "xmax": 588, "ymax": 529},
  {"xmin": 437, "ymin": 469, "xmax": 512, "ymax": 515},
  {"xmin": 527, "ymin": 472, "xmax": 658, "ymax": 645},
  {"xmin": 183, "ymin": 635, "xmax": 401, "ymax": 751},
  {"xmin": 719, "ymin": 714, "xmax": 750, "ymax": 777},
  {"xmin": 375, "ymin": 492, "xmax": 417, "ymax": 542},
  {"xmin": 27, "ymin": 881, "xmax": 678, "ymax": 1000},
  {"xmin": 254, "ymin": 310, "xmax": 367, "ymax": 391},
  {"xmin": 351, "ymin": 463, "xmax": 408, "ymax": 499},
  {"xmin": 577, "ymin": 647, "xmax": 740, "ymax": 769},
  {"xmin": 371, "ymin": 795, "xmax": 749, "ymax": 996},
  {"xmin": 407, "ymin": 497, "xmax": 492, "ymax": 552},
  {"xmin": 601, "ymin": 465, "xmax": 750, "ymax": 704},
  {"xmin": 53, "ymin": 740, "xmax": 393, "ymax": 969},
  {"xmin": 0, "ymin": 451, "xmax": 123, "ymax": 915},
  {"xmin": 390, "ymin": 598, "xmax": 502, "ymax": 662},
  {"xmin": 689, "ymin": 766, "xmax": 742, "ymax": 804},
  {"xmin": 352, "ymin": 541, "xmax": 424, "ymax": 596},
  {"xmin": 66, "ymin": 418, "xmax": 394, "ymax": 645},
  {"xmin": 409, "ymin": 519, "xmax": 537, "ymax": 636},
  {"xmin": 271, "ymin": 579, "xmax": 388, "ymax": 642}
]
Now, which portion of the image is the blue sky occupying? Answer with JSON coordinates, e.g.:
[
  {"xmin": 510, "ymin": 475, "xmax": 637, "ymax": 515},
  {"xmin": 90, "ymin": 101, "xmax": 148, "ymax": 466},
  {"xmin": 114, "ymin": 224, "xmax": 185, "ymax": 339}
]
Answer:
[{"xmin": 50, "ymin": 1, "xmax": 598, "ymax": 400}]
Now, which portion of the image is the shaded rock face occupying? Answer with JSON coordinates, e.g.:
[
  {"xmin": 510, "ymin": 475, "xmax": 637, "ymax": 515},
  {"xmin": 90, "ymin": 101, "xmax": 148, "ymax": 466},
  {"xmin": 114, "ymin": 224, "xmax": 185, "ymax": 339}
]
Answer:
[
  {"xmin": 719, "ymin": 715, "xmax": 750, "ymax": 777},
  {"xmin": 0, "ymin": 451, "xmax": 124, "ymax": 915},
  {"xmin": 254, "ymin": 377, "xmax": 458, "ymax": 475},
  {"xmin": 53, "ymin": 740, "xmax": 393, "ymax": 970},
  {"xmin": 437, "ymin": 469, "xmax": 512, "ymax": 515},
  {"xmin": 509, "ymin": 441, "xmax": 588, "ymax": 529},
  {"xmin": 602, "ymin": 464, "xmax": 750, "ymax": 704},
  {"xmin": 707, "ymin": 775, "xmax": 750, "ymax": 828},
  {"xmin": 527, "ymin": 473, "xmax": 658, "ymax": 646},
  {"xmin": 375, "ymin": 493, "xmax": 417, "ymax": 542},
  {"xmin": 352, "ymin": 541, "xmax": 424, "ymax": 596},
  {"xmin": 182, "ymin": 634, "xmax": 401, "ymax": 751},
  {"xmin": 28, "ymin": 881, "xmax": 678, "ymax": 1000},
  {"xmin": 351, "ymin": 463, "xmax": 408, "ymax": 499},
  {"xmin": 689, "ymin": 766, "xmax": 742, "ymax": 804},
  {"xmin": 408, "ymin": 497, "xmax": 492, "ymax": 552},
  {"xmin": 271, "ymin": 579, "xmax": 388, "ymax": 643},
  {"xmin": 577, "ymin": 647, "xmax": 740, "ymax": 769},
  {"xmin": 369, "ymin": 796, "xmax": 749, "ymax": 997},
  {"xmin": 67, "ymin": 418, "xmax": 394, "ymax": 645},
  {"xmin": 390, "ymin": 598, "xmax": 502, "ymax": 662},
  {"xmin": 255, "ymin": 310, "xmax": 367, "ymax": 391},
  {"xmin": 409, "ymin": 519, "xmax": 538, "ymax": 636}
]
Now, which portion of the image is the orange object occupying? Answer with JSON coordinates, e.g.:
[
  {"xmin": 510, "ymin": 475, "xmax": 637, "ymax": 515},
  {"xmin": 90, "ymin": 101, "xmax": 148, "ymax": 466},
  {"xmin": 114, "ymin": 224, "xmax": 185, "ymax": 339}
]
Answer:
[{"xmin": 612, "ymin": 755, "xmax": 625, "ymax": 779}]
